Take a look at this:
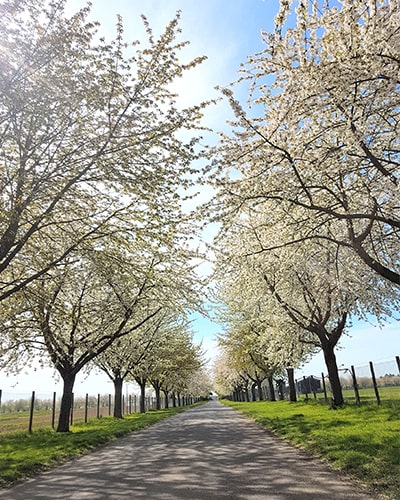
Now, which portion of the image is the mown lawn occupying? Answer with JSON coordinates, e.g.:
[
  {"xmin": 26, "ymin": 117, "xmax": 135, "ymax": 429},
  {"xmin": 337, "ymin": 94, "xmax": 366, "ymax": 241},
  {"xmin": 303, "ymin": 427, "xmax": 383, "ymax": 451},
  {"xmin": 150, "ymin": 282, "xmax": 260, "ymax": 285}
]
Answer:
[
  {"xmin": 0, "ymin": 404, "xmax": 203, "ymax": 487},
  {"xmin": 223, "ymin": 397, "xmax": 400, "ymax": 499}
]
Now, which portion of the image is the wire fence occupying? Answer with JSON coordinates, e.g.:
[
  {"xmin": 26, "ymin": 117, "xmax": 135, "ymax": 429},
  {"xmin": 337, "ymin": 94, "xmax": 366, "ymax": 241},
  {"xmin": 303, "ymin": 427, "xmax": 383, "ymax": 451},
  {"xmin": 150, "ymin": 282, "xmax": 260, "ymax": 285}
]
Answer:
[
  {"xmin": 295, "ymin": 356, "xmax": 400, "ymax": 404},
  {"xmin": 228, "ymin": 355, "xmax": 400, "ymax": 404},
  {"xmin": 0, "ymin": 391, "xmax": 191, "ymax": 434}
]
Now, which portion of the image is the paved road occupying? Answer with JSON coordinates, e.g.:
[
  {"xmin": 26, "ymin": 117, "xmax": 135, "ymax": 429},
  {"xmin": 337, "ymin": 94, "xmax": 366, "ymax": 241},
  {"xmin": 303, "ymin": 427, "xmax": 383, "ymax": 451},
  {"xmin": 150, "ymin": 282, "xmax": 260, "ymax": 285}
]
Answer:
[{"xmin": 0, "ymin": 401, "xmax": 373, "ymax": 499}]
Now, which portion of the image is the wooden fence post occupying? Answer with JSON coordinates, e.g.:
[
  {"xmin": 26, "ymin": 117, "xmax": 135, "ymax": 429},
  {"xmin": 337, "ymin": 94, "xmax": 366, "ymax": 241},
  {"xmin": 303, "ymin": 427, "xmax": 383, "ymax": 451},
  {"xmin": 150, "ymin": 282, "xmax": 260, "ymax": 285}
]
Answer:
[
  {"xmin": 396, "ymin": 356, "xmax": 400, "ymax": 375},
  {"xmin": 350, "ymin": 366, "xmax": 360, "ymax": 405},
  {"xmin": 108, "ymin": 394, "xmax": 111, "ymax": 416},
  {"xmin": 369, "ymin": 361, "xmax": 381, "ymax": 405},
  {"xmin": 0, "ymin": 389, "xmax": 2, "ymax": 414},
  {"xmin": 321, "ymin": 373, "xmax": 328, "ymax": 402},
  {"xmin": 52, "ymin": 392, "xmax": 56, "ymax": 429},
  {"xmin": 28, "ymin": 391, "xmax": 35, "ymax": 433},
  {"xmin": 85, "ymin": 394, "xmax": 88, "ymax": 423},
  {"xmin": 97, "ymin": 394, "xmax": 100, "ymax": 419}
]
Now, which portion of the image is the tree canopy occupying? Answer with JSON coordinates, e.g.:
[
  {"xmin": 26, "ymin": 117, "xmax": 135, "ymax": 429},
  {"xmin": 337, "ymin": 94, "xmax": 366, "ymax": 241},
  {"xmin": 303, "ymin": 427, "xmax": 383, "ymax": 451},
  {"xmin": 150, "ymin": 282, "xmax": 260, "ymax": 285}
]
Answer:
[
  {"xmin": 213, "ymin": 0, "xmax": 399, "ymax": 285},
  {"xmin": 0, "ymin": 0, "xmax": 209, "ymax": 430},
  {"xmin": 0, "ymin": 0, "xmax": 208, "ymax": 301},
  {"xmin": 210, "ymin": 0, "xmax": 400, "ymax": 403}
]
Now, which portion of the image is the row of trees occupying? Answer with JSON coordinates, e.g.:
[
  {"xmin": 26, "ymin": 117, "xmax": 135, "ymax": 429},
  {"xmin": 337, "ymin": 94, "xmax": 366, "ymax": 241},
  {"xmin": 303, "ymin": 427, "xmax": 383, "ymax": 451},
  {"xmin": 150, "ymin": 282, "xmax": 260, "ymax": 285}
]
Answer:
[
  {"xmin": 0, "ymin": 363, "xmax": 213, "ymax": 416},
  {"xmin": 210, "ymin": 0, "xmax": 399, "ymax": 406},
  {"xmin": 95, "ymin": 315, "xmax": 210, "ymax": 415},
  {"xmin": 1, "ymin": 0, "xmax": 398, "ymax": 429},
  {"xmin": 0, "ymin": 0, "xmax": 210, "ymax": 431}
]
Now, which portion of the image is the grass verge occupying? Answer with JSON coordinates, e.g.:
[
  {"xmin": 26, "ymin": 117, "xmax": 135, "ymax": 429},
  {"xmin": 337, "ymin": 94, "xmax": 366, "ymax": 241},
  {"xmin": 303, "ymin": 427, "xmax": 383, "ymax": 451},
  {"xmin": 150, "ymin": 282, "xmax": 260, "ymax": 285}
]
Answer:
[
  {"xmin": 222, "ymin": 399, "xmax": 400, "ymax": 499},
  {"xmin": 0, "ymin": 404, "xmax": 202, "ymax": 487}
]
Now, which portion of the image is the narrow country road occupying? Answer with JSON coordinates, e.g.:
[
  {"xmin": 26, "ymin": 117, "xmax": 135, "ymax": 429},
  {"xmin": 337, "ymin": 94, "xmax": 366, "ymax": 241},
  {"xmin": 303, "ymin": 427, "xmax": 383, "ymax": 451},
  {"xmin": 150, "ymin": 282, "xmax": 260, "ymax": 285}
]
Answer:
[{"xmin": 0, "ymin": 401, "xmax": 373, "ymax": 499}]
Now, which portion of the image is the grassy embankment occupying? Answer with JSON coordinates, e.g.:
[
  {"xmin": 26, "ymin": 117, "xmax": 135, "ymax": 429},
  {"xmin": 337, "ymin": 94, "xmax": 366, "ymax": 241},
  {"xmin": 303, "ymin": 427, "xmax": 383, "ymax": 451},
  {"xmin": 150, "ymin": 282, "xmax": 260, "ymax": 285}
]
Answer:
[
  {"xmin": 223, "ymin": 387, "xmax": 400, "ymax": 499},
  {"xmin": 0, "ymin": 404, "xmax": 202, "ymax": 487}
]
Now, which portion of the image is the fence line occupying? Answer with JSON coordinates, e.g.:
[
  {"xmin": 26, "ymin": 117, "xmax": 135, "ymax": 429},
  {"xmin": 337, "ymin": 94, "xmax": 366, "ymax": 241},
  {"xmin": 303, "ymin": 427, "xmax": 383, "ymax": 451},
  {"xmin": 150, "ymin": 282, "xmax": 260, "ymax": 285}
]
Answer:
[
  {"xmin": 294, "ymin": 355, "xmax": 400, "ymax": 405},
  {"xmin": 0, "ymin": 390, "xmax": 194, "ymax": 434},
  {"xmin": 229, "ymin": 355, "xmax": 400, "ymax": 404}
]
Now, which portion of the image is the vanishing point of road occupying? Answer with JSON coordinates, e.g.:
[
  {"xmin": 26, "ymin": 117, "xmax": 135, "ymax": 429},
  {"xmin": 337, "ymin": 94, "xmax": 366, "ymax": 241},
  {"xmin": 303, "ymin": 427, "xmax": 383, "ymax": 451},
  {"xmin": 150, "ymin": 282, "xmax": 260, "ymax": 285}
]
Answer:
[{"xmin": 0, "ymin": 401, "xmax": 373, "ymax": 499}]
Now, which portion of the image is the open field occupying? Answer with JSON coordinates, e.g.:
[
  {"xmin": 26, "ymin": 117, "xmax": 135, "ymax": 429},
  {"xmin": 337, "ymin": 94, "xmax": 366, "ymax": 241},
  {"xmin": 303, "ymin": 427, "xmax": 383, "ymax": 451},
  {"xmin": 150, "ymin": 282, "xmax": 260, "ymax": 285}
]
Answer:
[
  {"xmin": 313, "ymin": 385, "xmax": 400, "ymax": 404},
  {"xmin": 223, "ymin": 396, "xmax": 400, "ymax": 499},
  {"xmin": 0, "ymin": 407, "xmax": 113, "ymax": 434},
  {"xmin": 342, "ymin": 385, "xmax": 400, "ymax": 400}
]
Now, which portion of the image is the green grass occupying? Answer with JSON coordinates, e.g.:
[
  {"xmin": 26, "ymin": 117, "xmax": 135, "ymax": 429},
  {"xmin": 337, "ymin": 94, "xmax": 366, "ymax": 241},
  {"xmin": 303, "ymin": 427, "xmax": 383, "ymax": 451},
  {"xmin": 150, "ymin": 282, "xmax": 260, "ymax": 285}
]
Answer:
[
  {"xmin": 315, "ymin": 385, "xmax": 400, "ymax": 403},
  {"xmin": 0, "ymin": 405, "xmax": 202, "ymax": 487},
  {"xmin": 222, "ymin": 398, "xmax": 400, "ymax": 499}
]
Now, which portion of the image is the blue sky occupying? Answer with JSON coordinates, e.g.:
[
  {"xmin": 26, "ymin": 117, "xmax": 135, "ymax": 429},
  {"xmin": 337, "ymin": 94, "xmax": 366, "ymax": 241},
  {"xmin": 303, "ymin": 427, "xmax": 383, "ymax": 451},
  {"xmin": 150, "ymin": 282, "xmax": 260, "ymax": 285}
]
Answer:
[{"xmin": 0, "ymin": 0, "xmax": 398, "ymax": 398}]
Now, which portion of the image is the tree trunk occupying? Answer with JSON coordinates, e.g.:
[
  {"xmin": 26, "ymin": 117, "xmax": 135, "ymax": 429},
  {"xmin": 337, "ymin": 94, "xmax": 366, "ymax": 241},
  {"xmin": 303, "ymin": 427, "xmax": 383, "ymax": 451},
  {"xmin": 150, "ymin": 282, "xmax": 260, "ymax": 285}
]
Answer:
[
  {"xmin": 154, "ymin": 385, "xmax": 161, "ymax": 410},
  {"xmin": 57, "ymin": 371, "xmax": 76, "ymax": 432},
  {"xmin": 162, "ymin": 389, "xmax": 169, "ymax": 408},
  {"xmin": 251, "ymin": 383, "xmax": 256, "ymax": 402},
  {"xmin": 172, "ymin": 392, "xmax": 176, "ymax": 407},
  {"xmin": 277, "ymin": 380, "xmax": 285, "ymax": 400},
  {"xmin": 139, "ymin": 382, "xmax": 146, "ymax": 413},
  {"xmin": 287, "ymin": 367, "xmax": 297, "ymax": 402},
  {"xmin": 113, "ymin": 377, "xmax": 123, "ymax": 418},
  {"xmin": 257, "ymin": 379, "xmax": 264, "ymax": 401},
  {"xmin": 322, "ymin": 342, "xmax": 344, "ymax": 407},
  {"xmin": 267, "ymin": 375, "xmax": 276, "ymax": 402}
]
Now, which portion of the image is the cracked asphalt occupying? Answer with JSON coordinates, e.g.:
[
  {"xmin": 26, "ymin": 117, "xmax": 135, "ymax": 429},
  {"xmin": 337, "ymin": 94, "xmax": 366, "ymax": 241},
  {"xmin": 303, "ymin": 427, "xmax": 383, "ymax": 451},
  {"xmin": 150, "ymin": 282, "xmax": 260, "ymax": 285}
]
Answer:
[{"xmin": 0, "ymin": 401, "xmax": 373, "ymax": 499}]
